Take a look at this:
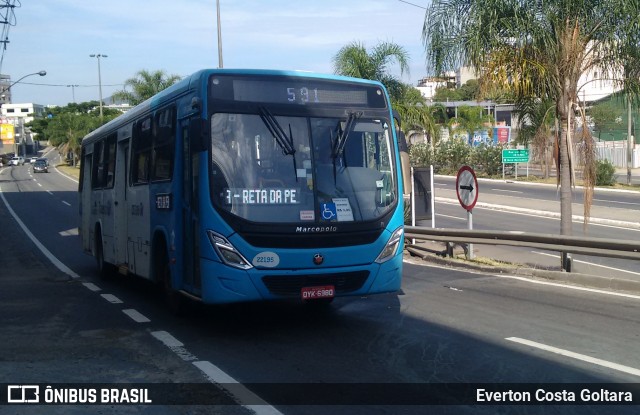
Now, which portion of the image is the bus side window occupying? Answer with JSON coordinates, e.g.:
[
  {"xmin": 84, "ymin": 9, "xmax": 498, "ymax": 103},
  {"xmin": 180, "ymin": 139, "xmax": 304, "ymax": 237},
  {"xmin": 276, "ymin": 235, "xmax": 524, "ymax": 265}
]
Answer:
[
  {"xmin": 131, "ymin": 117, "xmax": 153, "ymax": 185},
  {"xmin": 152, "ymin": 106, "xmax": 176, "ymax": 181}
]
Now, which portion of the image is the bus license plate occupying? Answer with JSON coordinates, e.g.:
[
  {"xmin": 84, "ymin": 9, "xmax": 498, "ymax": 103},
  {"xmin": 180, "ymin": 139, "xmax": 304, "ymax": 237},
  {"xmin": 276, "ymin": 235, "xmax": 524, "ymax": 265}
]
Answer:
[{"xmin": 301, "ymin": 285, "xmax": 335, "ymax": 300}]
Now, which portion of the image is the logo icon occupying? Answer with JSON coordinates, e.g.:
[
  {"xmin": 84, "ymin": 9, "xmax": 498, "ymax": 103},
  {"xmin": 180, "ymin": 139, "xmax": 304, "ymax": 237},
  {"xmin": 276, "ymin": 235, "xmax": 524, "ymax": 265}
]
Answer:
[
  {"xmin": 7, "ymin": 385, "xmax": 40, "ymax": 403},
  {"xmin": 313, "ymin": 253, "xmax": 324, "ymax": 265}
]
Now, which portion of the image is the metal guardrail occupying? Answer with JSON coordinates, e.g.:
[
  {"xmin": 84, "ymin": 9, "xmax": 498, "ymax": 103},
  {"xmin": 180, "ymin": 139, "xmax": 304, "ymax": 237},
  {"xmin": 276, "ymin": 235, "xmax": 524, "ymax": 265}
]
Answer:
[{"xmin": 404, "ymin": 226, "xmax": 640, "ymax": 261}]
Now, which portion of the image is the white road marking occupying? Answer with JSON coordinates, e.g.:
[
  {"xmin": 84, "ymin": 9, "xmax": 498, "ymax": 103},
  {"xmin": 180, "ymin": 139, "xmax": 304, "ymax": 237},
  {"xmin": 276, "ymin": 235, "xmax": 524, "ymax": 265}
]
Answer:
[
  {"xmin": 100, "ymin": 293, "xmax": 123, "ymax": 304},
  {"xmin": 506, "ymin": 337, "xmax": 640, "ymax": 377},
  {"xmin": 0, "ymin": 188, "xmax": 81, "ymax": 279},
  {"xmin": 495, "ymin": 274, "xmax": 640, "ymax": 300},
  {"xmin": 532, "ymin": 251, "xmax": 640, "ymax": 276},
  {"xmin": 82, "ymin": 282, "xmax": 101, "ymax": 292},
  {"xmin": 594, "ymin": 198, "xmax": 640, "ymax": 206},
  {"xmin": 122, "ymin": 309, "xmax": 150, "ymax": 323},
  {"xmin": 436, "ymin": 213, "xmax": 465, "ymax": 221},
  {"xmin": 62, "ymin": 201, "xmax": 71, "ymax": 206},
  {"xmin": 193, "ymin": 361, "xmax": 285, "ymax": 415},
  {"xmin": 59, "ymin": 228, "xmax": 78, "ymax": 236},
  {"xmin": 151, "ymin": 330, "xmax": 198, "ymax": 361},
  {"xmin": 491, "ymin": 188, "xmax": 523, "ymax": 194},
  {"xmin": 37, "ymin": 183, "xmax": 42, "ymax": 187},
  {"xmin": 46, "ymin": 190, "xmax": 53, "ymax": 195}
]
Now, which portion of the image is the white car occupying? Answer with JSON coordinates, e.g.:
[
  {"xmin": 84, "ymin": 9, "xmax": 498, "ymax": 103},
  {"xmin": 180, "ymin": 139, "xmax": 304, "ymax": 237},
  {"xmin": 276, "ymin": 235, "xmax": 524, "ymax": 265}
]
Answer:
[
  {"xmin": 10, "ymin": 156, "xmax": 25, "ymax": 166},
  {"xmin": 29, "ymin": 156, "xmax": 38, "ymax": 163}
]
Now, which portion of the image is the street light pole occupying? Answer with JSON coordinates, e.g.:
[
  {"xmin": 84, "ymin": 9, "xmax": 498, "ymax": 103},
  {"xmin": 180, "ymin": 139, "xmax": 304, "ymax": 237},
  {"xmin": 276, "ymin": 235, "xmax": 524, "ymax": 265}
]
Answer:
[
  {"xmin": 216, "ymin": 0, "xmax": 223, "ymax": 68},
  {"xmin": 89, "ymin": 54, "xmax": 107, "ymax": 120},
  {"xmin": 2, "ymin": 70, "xmax": 47, "ymax": 94}
]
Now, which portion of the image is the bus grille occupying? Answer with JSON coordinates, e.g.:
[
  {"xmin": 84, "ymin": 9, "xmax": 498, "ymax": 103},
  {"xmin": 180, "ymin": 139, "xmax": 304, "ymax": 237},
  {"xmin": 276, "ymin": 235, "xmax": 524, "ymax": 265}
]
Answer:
[{"xmin": 262, "ymin": 271, "xmax": 370, "ymax": 297}]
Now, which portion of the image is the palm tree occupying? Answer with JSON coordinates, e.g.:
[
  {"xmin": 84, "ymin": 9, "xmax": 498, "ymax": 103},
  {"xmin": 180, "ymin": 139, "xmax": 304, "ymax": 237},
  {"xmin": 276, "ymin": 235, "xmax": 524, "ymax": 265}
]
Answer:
[
  {"xmin": 333, "ymin": 40, "xmax": 442, "ymax": 143},
  {"xmin": 112, "ymin": 70, "xmax": 182, "ymax": 106},
  {"xmin": 332, "ymin": 40, "xmax": 410, "ymax": 102},
  {"xmin": 422, "ymin": 0, "xmax": 640, "ymax": 240},
  {"xmin": 514, "ymin": 97, "xmax": 555, "ymax": 179}
]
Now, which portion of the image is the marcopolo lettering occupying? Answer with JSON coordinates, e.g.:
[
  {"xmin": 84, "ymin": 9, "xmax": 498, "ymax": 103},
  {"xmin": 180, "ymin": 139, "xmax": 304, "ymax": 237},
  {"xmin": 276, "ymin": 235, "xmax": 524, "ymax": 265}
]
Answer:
[{"xmin": 295, "ymin": 226, "xmax": 338, "ymax": 233}]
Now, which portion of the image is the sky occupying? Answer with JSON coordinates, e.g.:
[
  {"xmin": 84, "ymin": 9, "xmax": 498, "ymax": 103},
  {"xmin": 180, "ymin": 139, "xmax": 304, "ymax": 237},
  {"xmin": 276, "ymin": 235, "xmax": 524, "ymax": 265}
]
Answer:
[{"xmin": 2, "ymin": 0, "xmax": 432, "ymax": 107}]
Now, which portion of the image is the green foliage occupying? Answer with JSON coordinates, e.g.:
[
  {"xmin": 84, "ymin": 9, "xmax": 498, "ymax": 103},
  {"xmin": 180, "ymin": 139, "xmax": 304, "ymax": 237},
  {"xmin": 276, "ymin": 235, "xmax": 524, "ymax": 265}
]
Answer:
[
  {"xmin": 332, "ymin": 40, "xmax": 410, "ymax": 103},
  {"xmin": 25, "ymin": 101, "xmax": 120, "ymax": 163},
  {"xmin": 111, "ymin": 69, "xmax": 182, "ymax": 106},
  {"xmin": 595, "ymin": 159, "xmax": 617, "ymax": 186},
  {"xmin": 409, "ymin": 142, "xmax": 434, "ymax": 167},
  {"xmin": 433, "ymin": 86, "xmax": 463, "ymax": 102},
  {"xmin": 411, "ymin": 139, "xmax": 503, "ymax": 176},
  {"xmin": 471, "ymin": 144, "xmax": 504, "ymax": 176}
]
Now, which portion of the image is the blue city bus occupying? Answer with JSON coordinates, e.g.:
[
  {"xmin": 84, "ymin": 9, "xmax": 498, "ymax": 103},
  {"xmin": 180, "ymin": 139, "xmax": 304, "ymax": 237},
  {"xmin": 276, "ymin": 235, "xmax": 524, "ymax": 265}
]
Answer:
[{"xmin": 79, "ymin": 69, "xmax": 405, "ymax": 308}]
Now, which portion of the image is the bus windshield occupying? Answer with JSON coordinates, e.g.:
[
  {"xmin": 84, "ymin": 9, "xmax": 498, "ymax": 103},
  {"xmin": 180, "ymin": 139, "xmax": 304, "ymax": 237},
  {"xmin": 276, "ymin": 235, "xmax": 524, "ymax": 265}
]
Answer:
[{"xmin": 210, "ymin": 112, "xmax": 397, "ymax": 224}]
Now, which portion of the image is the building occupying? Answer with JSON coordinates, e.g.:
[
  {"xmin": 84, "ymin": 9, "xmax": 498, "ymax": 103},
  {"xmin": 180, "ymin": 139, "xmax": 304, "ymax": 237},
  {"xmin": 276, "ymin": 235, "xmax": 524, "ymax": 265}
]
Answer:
[
  {"xmin": 0, "ymin": 103, "xmax": 46, "ymax": 156},
  {"xmin": 415, "ymin": 72, "xmax": 456, "ymax": 101},
  {"xmin": 0, "ymin": 74, "xmax": 11, "ymax": 105}
]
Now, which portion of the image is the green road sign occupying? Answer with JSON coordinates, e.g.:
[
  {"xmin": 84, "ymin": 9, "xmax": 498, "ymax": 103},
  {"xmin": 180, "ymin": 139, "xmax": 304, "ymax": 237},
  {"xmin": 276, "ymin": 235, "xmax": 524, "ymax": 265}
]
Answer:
[{"xmin": 502, "ymin": 149, "xmax": 530, "ymax": 163}]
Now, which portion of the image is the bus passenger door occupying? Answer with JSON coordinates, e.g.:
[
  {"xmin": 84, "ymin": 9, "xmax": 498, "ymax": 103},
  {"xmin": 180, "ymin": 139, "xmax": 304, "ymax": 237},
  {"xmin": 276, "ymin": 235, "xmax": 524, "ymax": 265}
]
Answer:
[
  {"xmin": 114, "ymin": 141, "xmax": 129, "ymax": 270},
  {"xmin": 181, "ymin": 120, "xmax": 201, "ymax": 291},
  {"xmin": 81, "ymin": 153, "xmax": 93, "ymax": 253}
]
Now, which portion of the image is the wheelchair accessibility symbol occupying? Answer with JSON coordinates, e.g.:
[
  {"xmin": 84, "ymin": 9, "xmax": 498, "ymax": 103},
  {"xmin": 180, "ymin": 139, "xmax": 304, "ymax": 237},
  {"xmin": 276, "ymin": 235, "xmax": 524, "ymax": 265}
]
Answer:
[{"xmin": 321, "ymin": 203, "xmax": 337, "ymax": 220}]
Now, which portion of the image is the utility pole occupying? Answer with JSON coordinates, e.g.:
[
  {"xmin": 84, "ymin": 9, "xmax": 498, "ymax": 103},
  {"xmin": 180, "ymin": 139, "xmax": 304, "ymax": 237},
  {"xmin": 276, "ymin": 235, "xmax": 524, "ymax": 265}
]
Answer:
[{"xmin": 67, "ymin": 84, "xmax": 79, "ymax": 103}]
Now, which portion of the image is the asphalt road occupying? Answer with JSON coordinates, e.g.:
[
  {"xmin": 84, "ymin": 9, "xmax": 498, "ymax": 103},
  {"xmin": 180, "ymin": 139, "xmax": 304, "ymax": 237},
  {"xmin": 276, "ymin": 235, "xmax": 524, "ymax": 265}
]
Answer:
[
  {"xmin": 1, "ymin": 160, "xmax": 639, "ymax": 415},
  {"xmin": 422, "ymin": 175, "xmax": 640, "ymax": 279}
]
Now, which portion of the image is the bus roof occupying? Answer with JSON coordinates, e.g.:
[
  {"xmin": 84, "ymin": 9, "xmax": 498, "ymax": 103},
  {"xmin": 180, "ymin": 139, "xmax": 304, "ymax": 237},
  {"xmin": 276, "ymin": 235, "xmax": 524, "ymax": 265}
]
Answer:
[{"xmin": 82, "ymin": 69, "xmax": 388, "ymax": 145}]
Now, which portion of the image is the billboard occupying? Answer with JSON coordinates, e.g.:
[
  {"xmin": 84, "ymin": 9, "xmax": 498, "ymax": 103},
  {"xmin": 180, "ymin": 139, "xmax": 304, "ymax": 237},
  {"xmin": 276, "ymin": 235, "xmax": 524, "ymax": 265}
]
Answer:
[
  {"xmin": 468, "ymin": 130, "xmax": 491, "ymax": 147},
  {"xmin": 1, "ymin": 123, "xmax": 15, "ymax": 145},
  {"xmin": 493, "ymin": 126, "xmax": 511, "ymax": 144}
]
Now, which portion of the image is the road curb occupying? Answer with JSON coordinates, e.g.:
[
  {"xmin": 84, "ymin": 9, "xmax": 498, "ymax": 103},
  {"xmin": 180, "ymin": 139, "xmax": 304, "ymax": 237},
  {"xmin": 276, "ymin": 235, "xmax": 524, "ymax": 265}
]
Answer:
[
  {"xmin": 526, "ymin": 268, "xmax": 640, "ymax": 294},
  {"xmin": 405, "ymin": 248, "xmax": 640, "ymax": 295}
]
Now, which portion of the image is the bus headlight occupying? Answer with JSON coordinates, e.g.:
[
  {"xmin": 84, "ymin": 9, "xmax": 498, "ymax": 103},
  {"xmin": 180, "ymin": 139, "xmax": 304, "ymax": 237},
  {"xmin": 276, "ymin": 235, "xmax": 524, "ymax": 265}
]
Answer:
[
  {"xmin": 207, "ymin": 231, "xmax": 253, "ymax": 270},
  {"xmin": 375, "ymin": 227, "xmax": 404, "ymax": 264}
]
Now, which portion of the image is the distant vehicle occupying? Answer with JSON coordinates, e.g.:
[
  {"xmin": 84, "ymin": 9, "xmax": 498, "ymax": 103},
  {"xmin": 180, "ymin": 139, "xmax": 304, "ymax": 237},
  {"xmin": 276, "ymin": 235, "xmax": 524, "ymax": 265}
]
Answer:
[
  {"xmin": 33, "ymin": 159, "xmax": 48, "ymax": 173},
  {"xmin": 10, "ymin": 156, "xmax": 25, "ymax": 166},
  {"xmin": 29, "ymin": 156, "xmax": 38, "ymax": 163}
]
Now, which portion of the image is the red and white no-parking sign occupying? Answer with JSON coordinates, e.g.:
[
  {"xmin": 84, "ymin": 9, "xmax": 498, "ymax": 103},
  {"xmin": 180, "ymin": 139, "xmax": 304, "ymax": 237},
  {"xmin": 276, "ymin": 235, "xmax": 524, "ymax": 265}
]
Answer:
[{"xmin": 456, "ymin": 165, "xmax": 478, "ymax": 211}]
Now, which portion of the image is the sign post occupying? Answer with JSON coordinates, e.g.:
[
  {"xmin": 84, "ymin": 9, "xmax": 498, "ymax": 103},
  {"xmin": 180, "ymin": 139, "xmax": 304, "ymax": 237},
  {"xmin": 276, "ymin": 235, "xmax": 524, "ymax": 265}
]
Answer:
[
  {"xmin": 502, "ymin": 148, "xmax": 530, "ymax": 179},
  {"xmin": 456, "ymin": 166, "xmax": 478, "ymax": 260}
]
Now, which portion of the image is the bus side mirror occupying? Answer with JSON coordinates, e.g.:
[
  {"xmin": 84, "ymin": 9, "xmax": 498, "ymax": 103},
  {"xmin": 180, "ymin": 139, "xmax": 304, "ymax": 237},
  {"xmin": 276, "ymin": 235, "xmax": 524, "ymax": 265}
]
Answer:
[{"xmin": 189, "ymin": 118, "xmax": 209, "ymax": 152}]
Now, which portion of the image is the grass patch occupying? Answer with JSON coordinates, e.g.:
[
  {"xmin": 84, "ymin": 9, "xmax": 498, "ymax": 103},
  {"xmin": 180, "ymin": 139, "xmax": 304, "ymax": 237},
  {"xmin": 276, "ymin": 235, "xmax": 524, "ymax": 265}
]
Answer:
[{"xmin": 56, "ymin": 164, "xmax": 80, "ymax": 180}]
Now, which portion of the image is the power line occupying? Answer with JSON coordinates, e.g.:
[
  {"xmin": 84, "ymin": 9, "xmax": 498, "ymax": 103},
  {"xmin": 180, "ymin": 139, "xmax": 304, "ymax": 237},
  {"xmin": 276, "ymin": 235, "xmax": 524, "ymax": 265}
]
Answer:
[
  {"xmin": 17, "ymin": 82, "xmax": 125, "ymax": 88},
  {"xmin": 0, "ymin": 0, "xmax": 20, "ymax": 74}
]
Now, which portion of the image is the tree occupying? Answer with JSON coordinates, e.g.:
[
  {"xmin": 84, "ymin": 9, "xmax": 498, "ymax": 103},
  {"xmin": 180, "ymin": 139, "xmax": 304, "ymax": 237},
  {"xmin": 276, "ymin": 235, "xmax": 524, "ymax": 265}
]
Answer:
[
  {"xmin": 448, "ymin": 105, "xmax": 492, "ymax": 141},
  {"xmin": 333, "ymin": 40, "xmax": 442, "ymax": 142},
  {"xmin": 111, "ymin": 69, "xmax": 182, "ymax": 106},
  {"xmin": 26, "ymin": 101, "xmax": 120, "ymax": 165},
  {"xmin": 392, "ymin": 83, "xmax": 441, "ymax": 144},
  {"xmin": 332, "ymin": 41, "xmax": 410, "ymax": 103},
  {"xmin": 514, "ymin": 97, "xmax": 555, "ymax": 178},
  {"xmin": 423, "ymin": 0, "xmax": 640, "ymax": 238}
]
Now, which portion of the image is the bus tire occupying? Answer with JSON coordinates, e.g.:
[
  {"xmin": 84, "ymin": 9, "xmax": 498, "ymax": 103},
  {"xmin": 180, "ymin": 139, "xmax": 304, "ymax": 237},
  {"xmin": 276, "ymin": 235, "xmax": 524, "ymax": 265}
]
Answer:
[
  {"xmin": 94, "ymin": 227, "xmax": 114, "ymax": 279},
  {"xmin": 156, "ymin": 244, "xmax": 186, "ymax": 315}
]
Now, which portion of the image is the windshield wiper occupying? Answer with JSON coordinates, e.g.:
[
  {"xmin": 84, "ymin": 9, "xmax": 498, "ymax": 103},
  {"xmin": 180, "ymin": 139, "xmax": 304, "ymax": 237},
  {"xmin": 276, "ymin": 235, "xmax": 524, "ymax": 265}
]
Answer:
[
  {"xmin": 259, "ymin": 107, "xmax": 296, "ymax": 156},
  {"xmin": 258, "ymin": 107, "xmax": 297, "ymax": 180},
  {"xmin": 332, "ymin": 111, "xmax": 361, "ymax": 159}
]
